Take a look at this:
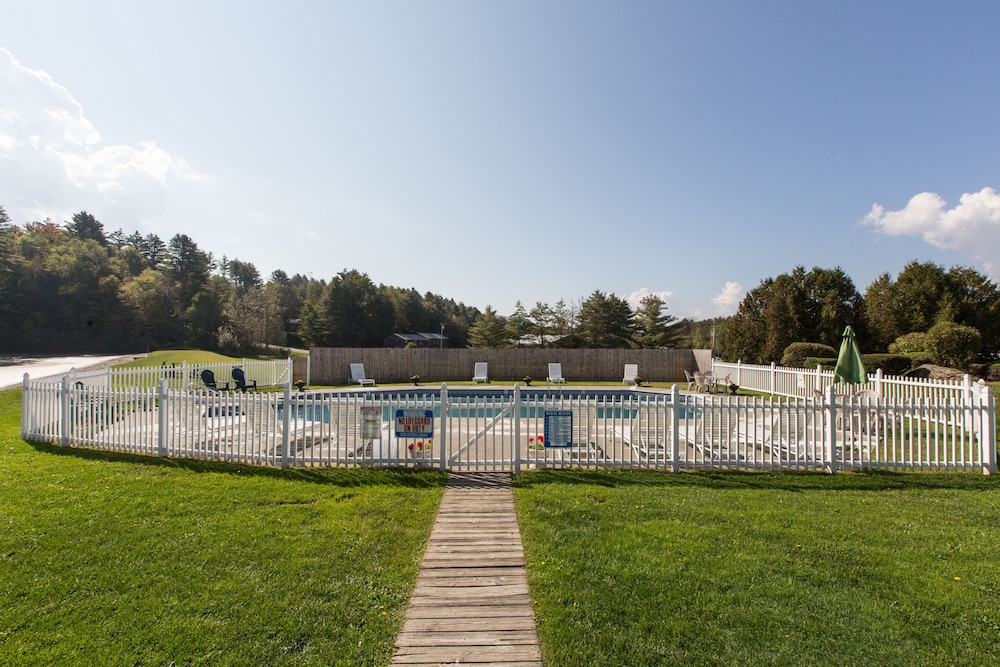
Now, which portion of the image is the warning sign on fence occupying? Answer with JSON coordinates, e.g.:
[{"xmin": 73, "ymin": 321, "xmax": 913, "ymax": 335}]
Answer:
[
  {"xmin": 360, "ymin": 406, "xmax": 381, "ymax": 440},
  {"xmin": 395, "ymin": 409, "xmax": 434, "ymax": 439}
]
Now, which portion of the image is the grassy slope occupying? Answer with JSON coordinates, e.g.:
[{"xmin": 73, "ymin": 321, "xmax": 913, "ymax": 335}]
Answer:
[
  {"xmin": 0, "ymin": 388, "xmax": 446, "ymax": 666},
  {"xmin": 118, "ymin": 349, "xmax": 250, "ymax": 367}
]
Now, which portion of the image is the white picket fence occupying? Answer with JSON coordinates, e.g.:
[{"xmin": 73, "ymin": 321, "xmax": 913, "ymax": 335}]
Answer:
[
  {"xmin": 711, "ymin": 359, "xmax": 983, "ymax": 405},
  {"xmin": 21, "ymin": 381, "xmax": 996, "ymax": 475},
  {"xmin": 34, "ymin": 358, "xmax": 295, "ymax": 393}
]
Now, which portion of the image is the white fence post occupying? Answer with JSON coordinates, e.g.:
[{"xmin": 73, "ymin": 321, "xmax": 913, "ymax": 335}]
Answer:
[
  {"xmin": 158, "ymin": 378, "xmax": 169, "ymax": 457},
  {"xmin": 280, "ymin": 382, "xmax": 291, "ymax": 469},
  {"xmin": 824, "ymin": 384, "xmax": 838, "ymax": 474},
  {"xmin": 513, "ymin": 384, "xmax": 522, "ymax": 475},
  {"xmin": 20, "ymin": 373, "xmax": 29, "ymax": 440},
  {"xmin": 770, "ymin": 362, "xmax": 777, "ymax": 395},
  {"xmin": 440, "ymin": 384, "xmax": 449, "ymax": 472},
  {"xmin": 980, "ymin": 386, "xmax": 996, "ymax": 476},
  {"xmin": 671, "ymin": 385, "xmax": 680, "ymax": 473},
  {"xmin": 60, "ymin": 374, "xmax": 71, "ymax": 447}
]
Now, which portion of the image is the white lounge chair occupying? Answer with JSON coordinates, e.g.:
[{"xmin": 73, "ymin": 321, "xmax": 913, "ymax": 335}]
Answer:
[
  {"xmin": 472, "ymin": 362, "xmax": 489, "ymax": 383},
  {"xmin": 681, "ymin": 406, "xmax": 743, "ymax": 464},
  {"xmin": 684, "ymin": 370, "xmax": 696, "ymax": 391},
  {"xmin": 615, "ymin": 410, "xmax": 672, "ymax": 463},
  {"xmin": 348, "ymin": 363, "xmax": 375, "ymax": 386},
  {"xmin": 623, "ymin": 364, "xmax": 639, "ymax": 385},
  {"xmin": 546, "ymin": 363, "xmax": 566, "ymax": 388}
]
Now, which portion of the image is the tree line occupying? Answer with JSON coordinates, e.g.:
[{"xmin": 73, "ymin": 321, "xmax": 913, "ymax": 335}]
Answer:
[
  {"xmin": 0, "ymin": 208, "xmax": 686, "ymax": 353},
  {"xmin": 718, "ymin": 263, "xmax": 1000, "ymax": 369},
  {"xmin": 0, "ymin": 208, "xmax": 479, "ymax": 353},
  {"xmin": 5, "ymin": 207, "xmax": 992, "ymax": 364}
]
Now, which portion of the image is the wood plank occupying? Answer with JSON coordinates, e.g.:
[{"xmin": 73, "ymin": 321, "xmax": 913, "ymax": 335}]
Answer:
[
  {"xmin": 404, "ymin": 605, "xmax": 536, "ymax": 620},
  {"xmin": 409, "ymin": 586, "xmax": 530, "ymax": 600},
  {"xmin": 395, "ymin": 630, "xmax": 538, "ymax": 647},
  {"xmin": 420, "ymin": 557, "xmax": 525, "ymax": 568},
  {"xmin": 423, "ymin": 546, "xmax": 523, "ymax": 557},
  {"xmin": 408, "ymin": 593, "xmax": 533, "ymax": 607},
  {"xmin": 416, "ymin": 575, "xmax": 526, "ymax": 587},
  {"xmin": 415, "ymin": 566, "xmax": 525, "ymax": 578},
  {"xmin": 391, "ymin": 646, "xmax": 542, "ymax": 664}
]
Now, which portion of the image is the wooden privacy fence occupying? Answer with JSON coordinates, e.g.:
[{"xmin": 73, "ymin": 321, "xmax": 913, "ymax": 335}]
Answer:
[
  {"xmin": 308, "ymin": 348, "xmax": 713, "ymax": 385},
  {"xmin": 21, "ymin": 382, "xmax": 996, "ymax": 475}
]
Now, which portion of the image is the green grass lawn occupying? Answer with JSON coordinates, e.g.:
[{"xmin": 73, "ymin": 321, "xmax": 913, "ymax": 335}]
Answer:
[
  {"xmin": 514, "ymin": 469, "xmax": 1000, "ymax": 667},
  {"xmin": 0, "ymin": 388, "xmax": 447, "ymax": 666}
]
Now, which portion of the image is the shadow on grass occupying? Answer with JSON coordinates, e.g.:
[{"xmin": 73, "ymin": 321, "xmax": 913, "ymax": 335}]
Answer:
[
  {"xmin": 22, "ymin": 439, "xmax": 449, "ymax": 489},
  {"xmin": 513, "ymin": 468, "xmax": 1000, "ymax": 493}
]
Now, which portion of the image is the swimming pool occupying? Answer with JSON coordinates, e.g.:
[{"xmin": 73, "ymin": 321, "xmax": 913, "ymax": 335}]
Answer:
[{"xmin": 287, "ymin": 388, "xmax": 703, "ymax": 421}]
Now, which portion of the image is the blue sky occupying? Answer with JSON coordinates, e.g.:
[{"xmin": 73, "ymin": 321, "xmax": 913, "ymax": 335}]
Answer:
[{"xmin": 2, "ymin": 1, "xmax": 998, "ymax": 320}]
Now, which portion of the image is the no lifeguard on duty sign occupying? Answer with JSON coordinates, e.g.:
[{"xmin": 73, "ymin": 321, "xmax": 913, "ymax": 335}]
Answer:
[{"xmin": 395, "ymin": 409, "xmax": 434, "ymax": 439}]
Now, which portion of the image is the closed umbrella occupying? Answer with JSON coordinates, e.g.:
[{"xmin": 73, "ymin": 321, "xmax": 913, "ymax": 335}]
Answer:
[{"xmin": 833, "ymin": 325, "xmax": 866, "ymax": 385}]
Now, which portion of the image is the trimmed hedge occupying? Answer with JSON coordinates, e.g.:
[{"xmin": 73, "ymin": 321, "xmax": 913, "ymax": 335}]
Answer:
[
  {"xmin": 781, "ymin": 342, "xmax": 837, "ymax": 368},
  {"xmin": 861, "ymin": 354, "xmax": 913, "ymax": 376},
  {"xmin": 804, "ymin": 355, "xmax": 913, "ymax": 376},
  {"xmin": 804, "ymin": 357, "xmax": 836, "ymax": 369}
]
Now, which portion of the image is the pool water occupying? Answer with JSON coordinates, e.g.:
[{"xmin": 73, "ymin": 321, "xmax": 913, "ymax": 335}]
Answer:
[
  {"xmin": 285, "ymin": 389, "xmax": 703, "ymax": 424},
  {"xmin": 276, "ymin": 404, "xmax": 332, "ymax": 423}
]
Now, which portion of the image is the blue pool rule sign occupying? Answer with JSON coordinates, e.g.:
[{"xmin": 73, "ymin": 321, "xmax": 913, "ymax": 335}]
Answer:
[
  {"xmin": 395, "ymin": 409, "xmax": 434, "ymax": 439},
  {"xmin": 544, "ymin": 410, "xmax": 573, "ymax": 448}
]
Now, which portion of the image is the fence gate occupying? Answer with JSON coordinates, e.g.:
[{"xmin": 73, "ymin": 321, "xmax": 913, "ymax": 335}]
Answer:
[{"xmin": 445, "ymin": 387, "xmax": 519, "ymax": 472}]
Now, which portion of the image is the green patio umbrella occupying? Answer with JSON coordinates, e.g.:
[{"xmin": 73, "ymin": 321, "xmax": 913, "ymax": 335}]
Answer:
[{"xmin": 833, "ymin": 325, "xmax": 867, "ymax": 385}]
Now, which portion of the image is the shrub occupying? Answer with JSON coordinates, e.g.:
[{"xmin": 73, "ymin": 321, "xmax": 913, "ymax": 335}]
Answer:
[
  {"xmin": 905, "ymin": 352, "xmax": 935, "ymax": 367},
  {"xmin": 926, "ymin": 322, "xmax": 981, "ymax": 370},
  {"xmin": 988, "ymin": 363, "xmax": 1000, "ymax": 382},
  {"xmin": 861, "ymin": 354, "xmax": 912, "ymax": 376},
  {"xmin": 804, "ymin": 357, "xmax": 836, "ymax": 369},
  {"xmin": 803, "ymin": 355, "xmax": 911, "ymax": 375},
  {"xmin": 888, "ymin": 332, "xmax": 929, "ymax": 355},
  {"xmin": 781, "ymin": 342, "xmax": 837, "ymax": 368}
]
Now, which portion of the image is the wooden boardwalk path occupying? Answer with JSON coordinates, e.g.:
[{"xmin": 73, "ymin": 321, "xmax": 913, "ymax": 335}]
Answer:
[{"xmin": 390, "ymin": 472, "xmax": 542, "ymax": 666}]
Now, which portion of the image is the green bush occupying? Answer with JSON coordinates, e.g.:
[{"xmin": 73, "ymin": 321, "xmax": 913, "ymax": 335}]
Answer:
[
  {"xmin": 926, "ymin": 322, "xmax": 981, "ymax": 369},
  {"xmin": 804, "ymin": 357, "xmax": 836, "ymax": 369},
  {"xmin": 861, "ymin": 354, "xmax": 912, "ymax": 376},
  {"xmin": 803, "ymin": 355, "xmax": 912, "ymax": 376},
  {"xmin": 888, "ymin": 332, "xmax": 929, "ymax": 355},
  {"xmin": 781, "ymin": 342, "xmax": 837, "ymax": 368},
  {"xmin": 904, "ymin": 351, "xmax": 935, "ymax": 367}
]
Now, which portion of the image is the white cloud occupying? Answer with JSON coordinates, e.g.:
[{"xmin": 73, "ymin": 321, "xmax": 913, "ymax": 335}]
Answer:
[
  {"xmin": 711, "ymin": 282, "xmax": 744, "ymax": 316},
  {"xmin": 0, "ymin": 46, "xmax": 201, "ymax": 229},
  {"xmin": 865, "ymin": 187, "xmax": 1000, "ymax": 278},
  {"xmin": 625, "ymin": 288, "xmax": 674, "ymax": 310}
]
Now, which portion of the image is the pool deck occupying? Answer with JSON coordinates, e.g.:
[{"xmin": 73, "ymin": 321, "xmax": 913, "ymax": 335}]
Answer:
[{"xmin": 390, "ymin": 471, "xmax": 542, "ymax": 666}]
